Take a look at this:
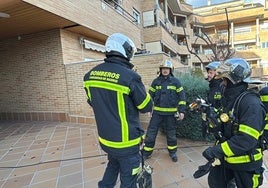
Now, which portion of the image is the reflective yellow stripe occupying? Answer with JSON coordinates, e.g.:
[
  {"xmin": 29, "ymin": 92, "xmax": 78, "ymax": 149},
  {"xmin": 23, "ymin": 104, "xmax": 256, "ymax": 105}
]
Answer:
[
  {"xmin": 153, "ymin": 106, "xmax": 177, "ymax": 112},
  {"xmin": 224, "ymin": 149, "xmax": 262, "ymax": 164},
  {"xmin": 214, "ymin": 94, "xmax": 222, "ymax": 99},
  {"xmin": 137, "ymin": 93, "xmax": 151, "ymax": 110},
  {"xmin": 176, "ymin": 87, "xmax": 183, "ymax": 93},
  {"xmin": 132, "ymin": 166, "xmax": 140, "ymax": 175},
  {"xmin": 260, "ymin": 95, "xmax": 268, "ymax": 102},
  {"xmin": 99, "ymin": 136, "xmax": 141, "ymax": 148},
  {"xmin": 83, "ymin": 82, "xmax": 91, "ymax": 100},
  {"xmin": 253, "ymin": 173, "xmax": 260, "ymax": 188},
  {"xmin": 167, "ymin": 86, "xmax": 176, "ymax": 90},
  {"xmin": 143, "ymin": 146, "xmax": 153, "ymax": 151},
  {"xmin": 221, "ymin": 141, "xmax": 234, "ymax": 157},
  {"xmin": 239, "ymin": 124, "xmax": 260, "ymax": 140},
  {"xmin": 155, "ymin": 85, "xmax": 162, "ymax": 90},
  {"xmin": 168, "ymin": 145, "xmax": 177, "ymax": 150},
  {"xmin": 149, "ymin": 87, "xmax": 155, "ymax": 92},
  {"xmin": 118, "ymin": 92, "xmax": 128, "ymax": 142},
  {"xmin": 179, "ymin": 101, "xmax": 186, "ymax": 105},
  {"xmin": 84, "ymin": 80, "xmax": 130, "ymax": 94},
  {"xmin": 85, "ymin": 80, "xmax": 136, "ymax": 148}
]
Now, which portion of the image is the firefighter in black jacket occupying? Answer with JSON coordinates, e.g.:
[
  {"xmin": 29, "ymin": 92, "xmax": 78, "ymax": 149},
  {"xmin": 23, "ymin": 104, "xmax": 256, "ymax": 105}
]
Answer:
[
  {"xmin": 142, "ymin": 60, "xmax": 186, "ymax": 162},
  {"xmin": 83, "ymin": 33, "xmax": 153, "ymax": 188},
  {"xmin": 205, "ymin": 61, "xmax": 222, "ymax": 109},
  {"xmin": 202, "ymin": 58, "xmax": 266, "ymax": 188},
  {"xmin": 201, "ymin": 61, "xmax": 223, "ymax": 138}
]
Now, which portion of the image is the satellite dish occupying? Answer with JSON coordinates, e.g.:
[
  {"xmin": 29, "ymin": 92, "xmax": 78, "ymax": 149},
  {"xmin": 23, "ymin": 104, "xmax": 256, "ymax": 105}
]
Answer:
[{"xmin": 0, "ymin": 12, "xmax": 10, "ymax": 18}]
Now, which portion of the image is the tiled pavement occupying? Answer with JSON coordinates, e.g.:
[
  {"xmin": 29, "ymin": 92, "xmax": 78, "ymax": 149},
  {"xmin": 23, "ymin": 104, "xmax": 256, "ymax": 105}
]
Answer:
[{"xmin": 0, "ymin": 121, "xmax": 267, "ymax": 188}]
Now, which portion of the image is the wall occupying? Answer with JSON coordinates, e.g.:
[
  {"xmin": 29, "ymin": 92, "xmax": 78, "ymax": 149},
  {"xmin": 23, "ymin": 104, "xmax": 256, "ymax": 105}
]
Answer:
[{"xmin": 0, "ymin": 29, "xmax": 70, "ymax": 121}]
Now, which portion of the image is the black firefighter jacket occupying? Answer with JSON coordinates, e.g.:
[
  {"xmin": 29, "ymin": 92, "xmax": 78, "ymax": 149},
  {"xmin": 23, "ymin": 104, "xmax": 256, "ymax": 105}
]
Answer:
[
  {"xmin": 218, "ymin": 84, "xmax": 266, "ymax": 171},
  {"xmin": 83, "ymin": 57, "xmax": 153, "ymax": 157},
  {"xmin": 149, "ymin": 74, "xmax": 186, "ymax": 115}
]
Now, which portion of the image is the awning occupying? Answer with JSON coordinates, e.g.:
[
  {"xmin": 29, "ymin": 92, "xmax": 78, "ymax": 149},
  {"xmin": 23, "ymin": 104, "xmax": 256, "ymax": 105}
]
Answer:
[{"xmin": 84, "ymin": 39, "xmax": 105, "ymax": 52}]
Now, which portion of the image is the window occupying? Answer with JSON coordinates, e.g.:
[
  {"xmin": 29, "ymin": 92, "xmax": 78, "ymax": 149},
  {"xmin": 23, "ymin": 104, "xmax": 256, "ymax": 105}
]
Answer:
[
  {"xmin": 133, "ymin": 8, "xmax": 140, "ymax": 25},
  {"xmin": 234, "ymin": 44, "xmax": 247, "ymax": 51},
  {"xmin": 218, "ymin": 30, "xmax": 228, "ymax": 36},
  {"xmin": 234, "ymin": 26, "xmax": 251, "ymax": 34},
  {"xmin": 204, "ymin": 49, "xmax": 213, "ymax": 55},
  {"xmin": 115, "ymin": 0, "xmax": 123, "ymax": 14},
  {"xmin": 261, "ymin": 42, "xmax": 268, "ymax": 48},
  {"xmin": 261, "ymin": 21, "xmax": 268, "ymax": 30}
]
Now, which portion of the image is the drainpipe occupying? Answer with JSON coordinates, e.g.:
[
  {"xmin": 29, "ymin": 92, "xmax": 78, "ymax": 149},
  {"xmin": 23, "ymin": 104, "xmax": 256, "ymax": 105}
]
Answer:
[
  {"xmin": 256, "ymin": 17, "xmax": 260, "ymax": 48},
  {"xmin": 154, "ymin": 0, "xmax": 160, "ymax": 27},
  {"xmin": 164, "ymin": 0, "xmax": 169, "ymax": 23},
  {"xmin": 231, "ymin": 21, "xmax": 234, "ymax": 49}
]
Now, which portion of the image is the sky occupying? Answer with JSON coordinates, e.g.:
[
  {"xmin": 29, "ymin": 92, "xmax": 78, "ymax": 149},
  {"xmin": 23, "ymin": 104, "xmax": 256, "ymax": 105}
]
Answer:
[{"xmin": 185, "ymin": 0, "xmax": 265, "ymax": 8}]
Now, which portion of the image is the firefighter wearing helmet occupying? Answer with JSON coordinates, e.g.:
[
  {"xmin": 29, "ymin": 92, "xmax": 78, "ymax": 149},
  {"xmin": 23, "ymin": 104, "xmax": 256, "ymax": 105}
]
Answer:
[
  {"xmin": 83, "ymin": 33, "xmax": 153, "ymax": 187},
  {"xmin": 205, "ymin": 61, "xmax": 222, "ymax": 109},
  {"xmin": 202, "ymin": 58, "xmax": 266, "ymax": 188},
  {"xmin": 143, "ymin": 59, "xmax": 186, "ymax": 162}
]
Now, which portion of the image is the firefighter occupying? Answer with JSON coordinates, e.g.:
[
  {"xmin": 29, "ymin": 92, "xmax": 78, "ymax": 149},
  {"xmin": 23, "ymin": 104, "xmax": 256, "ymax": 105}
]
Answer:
[
  {"xmin": 205, "ymin": 61, "xmax": 222, "ymax": 109},
  {"xmin": 202, "ymin": 58, "xmax": 266, "ymax": 188},
  {"xmin": 83, "ymin": 33, "xmax": 153, "ymax": 188},
  {"xmin": 142, "ymin": 60, "xmax": 186, "ymax": 162},
  {"xmin": 201, "ymin": 61, "xmax": 223, "ymax": 138},
  {"xmin": 259, "ymin": 87, "xmax": 268, "ymax": 140}
]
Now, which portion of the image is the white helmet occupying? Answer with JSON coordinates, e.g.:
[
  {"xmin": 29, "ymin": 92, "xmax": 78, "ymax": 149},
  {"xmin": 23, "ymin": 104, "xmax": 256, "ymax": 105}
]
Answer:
[
  {"xmin": 105, "ymin": 33, "xmax": 136, "ymax": 61},
  {"xmin": 205, "ymin": 61, "xmax": 221, "ymax": 72},
  {"xmin": 215, "ymin": 58, "xmax": 251, "ymax": 84}
]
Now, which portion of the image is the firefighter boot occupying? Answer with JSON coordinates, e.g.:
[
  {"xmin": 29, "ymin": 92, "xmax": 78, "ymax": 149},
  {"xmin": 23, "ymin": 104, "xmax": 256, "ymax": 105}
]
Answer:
[{"xmin": 169, "ymin": 153, "xmax": 178, "ymax": 162}]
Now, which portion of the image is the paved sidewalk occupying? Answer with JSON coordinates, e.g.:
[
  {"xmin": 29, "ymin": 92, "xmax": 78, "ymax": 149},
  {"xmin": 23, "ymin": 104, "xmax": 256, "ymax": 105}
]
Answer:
[{"xmin": 0, "ymin": 121, "xmax": 267, "ymax": 188}]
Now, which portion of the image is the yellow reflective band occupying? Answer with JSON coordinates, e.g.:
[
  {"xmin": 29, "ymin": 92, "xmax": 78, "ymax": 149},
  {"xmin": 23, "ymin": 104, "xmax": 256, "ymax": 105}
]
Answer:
[
  {"xmin": 153, "ymin": 106, "xmax": 177, "ymax": 112},
  {"xmin": 117, "ymin": 92, "xmax": 128, "ymax": 142},
  {"xmin": 84, "ymin": 80, "xmax": 130, "ymax": 94},
  {"xmin": 265, "ymin": 123, "xmax": 268, "ymax": 130},
  {"xmin": 239, "ymin": 124, "xmax": 260, "ymax": 140},
  {"xmin": 167, "ymin": 145, "xmax": 177, "ymax": 150},
  {"xmin": 224, "ymin": 149, "xmax": 262, "ymax": 164},
  {"xmin": 214, "ymin": 94, "xmax": 222, "ymax": 99},
  {"xmin": 99, "ymin": 136, "xmax": 141, "ymax": 148},
  {"xmin": 149, "ymin": 87, "xmax": 155, "ymax": 92},
  {"xmin": 167, "ymin": 86, "xmax": 176, "ymax": 90},
  {"xmin": 143, "ymin": 146, "xmax": 153, "ymax": 151},
  {"xmin": 132, "ymin": 166, "xmax": 140, "ymax": 175},
  {"xmin": 179, "ymin": 101, "xmax": 186, "ymax": 105},
  {"xmin": 176, "ymin": 87, "xmax": 183, "ymax": 93},
  {"xmin": 260, "ymin": 95, "xmax": 268, "ymax": 102},
  {"xmin": 83, "ymin": 82, "xmax": 91, "ymax": 100},
  {"xmin": 155, "ymin": 85, "xmax": 162, "ymax": 90},
  {"xmin": 221, "ymin": 141, "xmax": 234, "ymax": 157},
  {"xmin": 253, "ymin": 173, "xmax": 260, "ymax": 188},
  {"xmin": 137, "ymin": 93, "xmax": 151, "ymax": 110}
]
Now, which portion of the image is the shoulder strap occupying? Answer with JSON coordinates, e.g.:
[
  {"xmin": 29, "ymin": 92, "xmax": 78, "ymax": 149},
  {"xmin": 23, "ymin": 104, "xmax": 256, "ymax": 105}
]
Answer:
[{"xmin": 230, "ymin": 90, "xmax": 252, "ymax": 120}]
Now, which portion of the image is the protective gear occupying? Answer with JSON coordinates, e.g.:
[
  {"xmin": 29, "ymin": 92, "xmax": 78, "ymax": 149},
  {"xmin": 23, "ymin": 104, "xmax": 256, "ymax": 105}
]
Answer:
[
  {"xmin": 159, "ymin": 59, "xmax": 174, "ymax": 71},
  {"xmin": 202, "ymin": 146, "xmax": 223, "ymax": 162},
  {"xmin": 193, "ymin": 159, "xmax": 221, "ymax": 179},
  {"xmin": 105, "ymin": 33, "xmax": 136, "ymax": 61},
  {"xmin": 215, "ymin": 58, "xmax": 251, "ymax": 84},
  {"xmin": 206, "ymin": 61, "xmax": 221, "ymax": 72},
  {"xmin": 84, "ymin": 55, "xmax": 153, "ymax": 157}
]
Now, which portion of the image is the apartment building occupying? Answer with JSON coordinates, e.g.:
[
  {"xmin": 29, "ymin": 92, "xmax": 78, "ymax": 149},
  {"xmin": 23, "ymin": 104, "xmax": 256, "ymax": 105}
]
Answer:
[
  {"xmin": 192, "ymin": 0, "xmax": 268, "ymax": 79},
  {"xmin": 0, "ymin": 0, "xmax": 193, "ymax": 124},
  {"xmin": 1, "ymin": 0, "xmax": 267, "ymax": 124}
]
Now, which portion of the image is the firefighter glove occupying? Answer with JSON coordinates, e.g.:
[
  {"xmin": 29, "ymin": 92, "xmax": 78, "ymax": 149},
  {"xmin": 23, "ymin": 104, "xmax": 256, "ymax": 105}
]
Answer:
[{"xmin": 202, "ymin": 145, "xmax": 223, "ymax": 162}]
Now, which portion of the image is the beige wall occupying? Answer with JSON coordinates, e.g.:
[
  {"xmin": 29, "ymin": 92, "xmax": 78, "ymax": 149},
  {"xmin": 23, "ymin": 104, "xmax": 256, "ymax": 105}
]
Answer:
[{"xmin": 0, "ymin": 28, "xmax": 171, "ymax": 125}]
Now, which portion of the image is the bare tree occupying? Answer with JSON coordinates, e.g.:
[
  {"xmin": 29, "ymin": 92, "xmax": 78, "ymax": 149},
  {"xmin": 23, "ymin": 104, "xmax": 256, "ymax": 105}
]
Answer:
[{"xmin": 184, "ymin": 8, "xmax": 235, "ymax": 65}]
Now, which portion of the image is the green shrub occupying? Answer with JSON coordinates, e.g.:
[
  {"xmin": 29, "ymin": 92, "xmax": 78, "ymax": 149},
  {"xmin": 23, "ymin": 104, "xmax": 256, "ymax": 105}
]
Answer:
[{"xmin": 173, "ymin": 69, "xmax": 214, "ymax": 141}]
